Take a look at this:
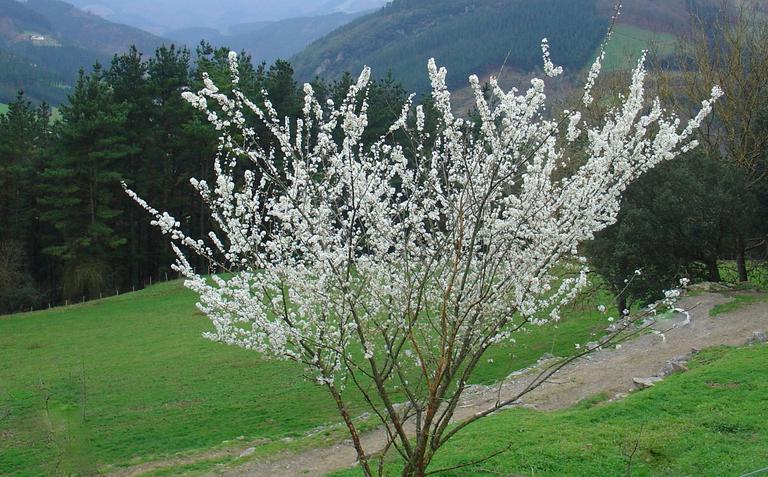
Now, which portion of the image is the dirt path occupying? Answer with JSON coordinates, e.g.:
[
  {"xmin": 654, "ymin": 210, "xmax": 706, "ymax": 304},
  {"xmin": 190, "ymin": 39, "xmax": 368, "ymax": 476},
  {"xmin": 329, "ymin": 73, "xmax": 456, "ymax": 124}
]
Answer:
[{"xmin": 205, "ymin": 291, "xmax": 768, "ymax": 477}]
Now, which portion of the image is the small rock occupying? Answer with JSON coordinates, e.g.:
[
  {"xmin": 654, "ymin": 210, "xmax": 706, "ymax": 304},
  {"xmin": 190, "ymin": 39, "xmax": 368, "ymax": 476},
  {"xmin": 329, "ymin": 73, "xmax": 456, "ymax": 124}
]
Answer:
[
  {"xmin": 672, "ymin": 361, "xmax": 689, "ymax": 373},
  {"xmin": 586, "ymin": 341, "xmax": 600, "ymax": 350},
  {"xmin": 747, "ymin": 331, "xmax": 767, "ymax": 345},
  {"xmin": 236, "ymin": 435, "xmax": 245, "ymax": 440},
  {"xmin": 659, "ymin": 354, "xmax": 692, "ymax": 377},
  {"xmin": 688, "ymin": 281, "xmax": 735, "ymax": 293},
  {"xmin": 540, "ymin": 352, "xmax": 555, "ymax": 360},
  {"xmin": 633, "ymin": 376, "xmax": 663, "ymax": 389},
  {"xmin": 239, "ymin": 447, "xmax": 256, "ymax": 458}
]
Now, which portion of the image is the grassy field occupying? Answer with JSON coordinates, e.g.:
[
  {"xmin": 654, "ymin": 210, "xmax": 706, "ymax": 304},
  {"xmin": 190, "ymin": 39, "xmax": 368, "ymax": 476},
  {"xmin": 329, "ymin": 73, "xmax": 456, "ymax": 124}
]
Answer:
[
  {"xmin": 0, "ymin": 280, "xmax": 613, "ymax": 475},
  {"xmin": 0, "ymin": 102, "xmax": 61, "ymax": 122},
  {"xmin": 332, "ymin": 344, "xmax": 768, "ymax": 476},
  {"xmin": 601, "ymin": 24, "xmax": 677, "ymax": 72}
]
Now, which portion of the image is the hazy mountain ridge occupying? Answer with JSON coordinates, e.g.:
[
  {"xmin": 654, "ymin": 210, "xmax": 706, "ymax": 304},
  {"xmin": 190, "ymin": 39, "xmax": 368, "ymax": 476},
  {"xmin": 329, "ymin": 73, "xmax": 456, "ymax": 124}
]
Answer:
[
  {"xmin": 0, "ymin": 0, "xmax": 167, "ymax": 104},
  {"xmin": 67, "ymin": 0, "xmax": 389, "ymax": 33},
  {"xmin": 22, "ymin": 0, "xmax": 165, "ymax": 55},
  {"xmin": 291, "ymin": 0, "xmax": 609, "ymax": 92},
  {"xmin": 289, "ymin": 0, "xmax": 759, "ymax": 95},
  {"xmin": 166, "ymin": 11, "xmax": 368, "ymax": 65}
]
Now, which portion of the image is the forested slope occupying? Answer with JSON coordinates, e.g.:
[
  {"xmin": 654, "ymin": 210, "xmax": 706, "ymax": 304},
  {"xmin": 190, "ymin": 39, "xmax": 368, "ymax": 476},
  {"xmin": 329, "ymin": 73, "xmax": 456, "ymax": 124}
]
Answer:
[
  {"xmin": 0, "ymin": 0, "xmax": 166, "ymax": 104},
  {"xmin": 291, "ymin": 0, "xmax": 608, "ymax": 91}
]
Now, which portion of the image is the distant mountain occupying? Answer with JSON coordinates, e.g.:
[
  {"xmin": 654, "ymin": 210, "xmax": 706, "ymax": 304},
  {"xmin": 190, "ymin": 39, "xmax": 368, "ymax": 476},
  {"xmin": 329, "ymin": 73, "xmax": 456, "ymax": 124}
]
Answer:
[
  {"xmin": 67, "ymin": 0, "xmax": 389, "ymax": 33},
  {"xmin": 0, "ymin": 0, "xmax": 167, "ymax": 104},
  {"xmin": 291, "ymin": 0, "xmax": 608, "ymax": 93},
  {"xmin": 290, "ymin": 0, "xmax": 757, "ymax": 95},
  {"xmin": 167, "ymin": 11, "xmax": 369, "ymax": 65},
  {"xmin": 22, "ymin": 0, "xmax": 164, "ymax": 55}
]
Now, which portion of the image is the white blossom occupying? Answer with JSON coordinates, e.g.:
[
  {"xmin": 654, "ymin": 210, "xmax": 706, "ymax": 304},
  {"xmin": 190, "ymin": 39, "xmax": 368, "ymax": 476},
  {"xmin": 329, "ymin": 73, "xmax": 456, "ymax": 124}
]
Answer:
[
  {"xmin": 127, "ymin": 48, "xmax": 719, "ymax": 392},
  {"xmin": 541, "ymin": 38, "xmax": 564, "ymax": 77}
]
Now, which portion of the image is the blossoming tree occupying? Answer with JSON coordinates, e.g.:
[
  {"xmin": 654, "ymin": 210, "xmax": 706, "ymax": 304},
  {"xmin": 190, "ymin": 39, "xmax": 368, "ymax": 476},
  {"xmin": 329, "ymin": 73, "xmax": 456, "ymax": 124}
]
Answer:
[{"xmin": 127, "ymin": 35, "xmax": 720, "ymax": 476}]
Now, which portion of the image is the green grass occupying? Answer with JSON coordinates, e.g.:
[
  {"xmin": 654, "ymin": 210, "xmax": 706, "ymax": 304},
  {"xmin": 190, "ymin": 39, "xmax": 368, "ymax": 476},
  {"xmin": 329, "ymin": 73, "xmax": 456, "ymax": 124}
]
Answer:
[
  {"xmin": 0, "ymin": 102, "xmax": 60, "ymax": 122},
  {"xmin": 720, "ymin": 261, "xmax": 768, "ymax": 290},
  {"xmin": 710, "ymin": 294, "xmax": 768, "ymax": 316},
  {"xmin": 332, "ymin": 344, "xmax": 768, "ymax": 476},
  {"xmin": 0, "ymin": 281, "xmax": 365, "ymax": 475},
  {"xmin": 0, "ymin": 280, "xmax": 614, "ymax": 475},
  {"xmin": 600, "ymin": 24, "xmax": 677, "ymax": 72}
]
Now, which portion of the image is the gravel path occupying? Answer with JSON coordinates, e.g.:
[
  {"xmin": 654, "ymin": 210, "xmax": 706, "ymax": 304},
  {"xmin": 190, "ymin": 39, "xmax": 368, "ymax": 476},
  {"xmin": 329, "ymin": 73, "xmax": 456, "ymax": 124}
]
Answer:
[
  {"xmin": 210, "ymin": 291, "xmax": 768, "ymax": 477},
  {"xmin": 109, "ymin": 291, "xmax": 768, "ymax": 477}
]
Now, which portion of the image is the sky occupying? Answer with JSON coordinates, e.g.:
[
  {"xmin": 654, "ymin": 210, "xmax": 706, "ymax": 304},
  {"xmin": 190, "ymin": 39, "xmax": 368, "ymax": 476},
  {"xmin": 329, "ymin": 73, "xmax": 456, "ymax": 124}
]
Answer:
[{"xmin": 68, "ymin": 0, "xmax": 389, "ymax": 33}]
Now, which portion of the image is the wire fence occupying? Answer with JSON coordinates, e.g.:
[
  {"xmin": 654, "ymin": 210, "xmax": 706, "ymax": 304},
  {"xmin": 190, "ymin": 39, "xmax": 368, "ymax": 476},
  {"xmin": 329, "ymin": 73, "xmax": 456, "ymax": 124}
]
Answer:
[{"xmin": 3, "ymin": 269, "xmax": 188, "ymax": 316}]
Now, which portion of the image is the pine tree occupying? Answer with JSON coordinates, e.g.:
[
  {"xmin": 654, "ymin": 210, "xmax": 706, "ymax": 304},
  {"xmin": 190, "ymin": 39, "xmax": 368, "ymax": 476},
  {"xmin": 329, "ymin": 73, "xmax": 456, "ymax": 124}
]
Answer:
[
  {"xmin": 0, "ymin": 91, "xmax": 51, "ymax": 311},
  {"xmin": 40, "ymin": 65, "xmax": 130, "ymax": 299}
]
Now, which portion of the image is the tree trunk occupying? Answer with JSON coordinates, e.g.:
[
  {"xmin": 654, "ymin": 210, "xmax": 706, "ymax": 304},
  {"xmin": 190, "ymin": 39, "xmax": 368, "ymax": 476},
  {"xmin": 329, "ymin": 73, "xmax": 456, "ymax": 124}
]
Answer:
[
  {"xmin": 736, "ymin": 235, "xmax": 748, "ymax": 282},
  {"xmin": 706, "ymin": 259, "xmax": 721, "ymax": 282}
]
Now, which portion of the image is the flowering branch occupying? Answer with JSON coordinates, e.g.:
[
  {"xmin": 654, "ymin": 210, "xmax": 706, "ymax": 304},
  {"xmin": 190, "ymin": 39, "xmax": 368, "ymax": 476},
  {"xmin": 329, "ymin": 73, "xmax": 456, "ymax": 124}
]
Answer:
[{"xmin": 126, "ymin": 42, "xmax": 720, "ymax": 476}]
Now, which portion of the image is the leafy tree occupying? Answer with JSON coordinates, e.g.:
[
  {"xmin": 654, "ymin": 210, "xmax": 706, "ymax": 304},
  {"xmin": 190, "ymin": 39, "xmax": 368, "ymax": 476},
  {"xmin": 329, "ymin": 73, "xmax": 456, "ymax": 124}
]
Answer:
[
  {"xmin": 659, "ymin": 3, "xmax": 768, "ymax": 280},
  {"xmin": 585, "ymin": 152, "xmax": 759, "ymax": 311}
]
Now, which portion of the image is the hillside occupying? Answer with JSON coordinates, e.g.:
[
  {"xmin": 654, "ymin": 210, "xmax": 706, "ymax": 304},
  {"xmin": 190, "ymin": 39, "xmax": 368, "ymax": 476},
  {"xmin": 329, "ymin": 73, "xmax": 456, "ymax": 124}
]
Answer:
[
  {"xmin": 66, "ymin": 0, "xmax": 389, "ymax": 33},
  {"xmin": 291, "ymin": 0, "xmax": 608, "ymax": 92},
  {"xmin": 0, "ymin": 0, "xmax": 167, "ymax": 104},
  {"xmin": 167, "ymin": 11, "xmax": 369, "ymax": 65},
  {"xmin": 0, "ymin": 280, "xmax": 614, "ymax": 475},
  {"xmin": 3, "ymin": 280, "xmax": 765, "ymax": 476},
  {"xmin": 22, "ymin": 0, "xmax": 165, "ymax": 55},
  {"xmin": 290, "ymin": 0, "xmax": 753, "ymax": 94},
  {"xmin": 0, "ymin": 47, "xmax": 72, "ymax": 104}
]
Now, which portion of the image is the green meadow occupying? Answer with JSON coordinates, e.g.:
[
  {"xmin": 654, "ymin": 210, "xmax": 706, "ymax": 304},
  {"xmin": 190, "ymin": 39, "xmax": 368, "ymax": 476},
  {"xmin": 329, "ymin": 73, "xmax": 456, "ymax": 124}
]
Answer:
[
  {"xmin": 601, "ymin": 24, "xmax": 677, "ymax": 72},
  {"xmin": 332, "ymin": 345, "xmax": 768, "ymax": 477},
  {"xmin": 0, "ymin": 280, "xmax": 612, "ymax": 475}
]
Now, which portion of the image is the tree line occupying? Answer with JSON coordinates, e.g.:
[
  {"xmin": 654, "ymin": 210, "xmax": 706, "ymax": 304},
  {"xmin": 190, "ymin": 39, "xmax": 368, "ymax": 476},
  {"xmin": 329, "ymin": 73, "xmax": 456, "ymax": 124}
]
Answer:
[
  {"xmin": 0, "ymin": 42, "xmax": 409, "ymax": 313},
  {"xmin": 1, "ymin": 4, "xmax": 767, "ymax": 315}
]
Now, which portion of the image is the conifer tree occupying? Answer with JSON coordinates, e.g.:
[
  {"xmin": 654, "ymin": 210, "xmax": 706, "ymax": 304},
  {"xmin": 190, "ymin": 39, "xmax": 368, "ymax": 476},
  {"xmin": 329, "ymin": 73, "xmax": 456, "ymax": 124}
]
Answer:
[
  {"xmin": 0, "ymin": 91, "xmax": 51, "ymax": 311},
  {"xmin": 40, "ymin": 65, "xmax": 130, "ymax": 299}
]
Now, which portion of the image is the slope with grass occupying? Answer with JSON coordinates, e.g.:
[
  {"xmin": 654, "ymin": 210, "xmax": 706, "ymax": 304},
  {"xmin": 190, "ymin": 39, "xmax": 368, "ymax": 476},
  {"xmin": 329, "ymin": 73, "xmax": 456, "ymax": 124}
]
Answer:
[
  {"xmin": 601, "ymin": 24, "xmax": 677, "ymax": 72},
  {"xmin": 332, "ymin": 344, "xmax": 768, "ymax": 477},
  {"xmin": 218, "ymin": 289, "xmax": 768, "ymax": 477},
  {"xmin": 0, "ymin": 0, "xmax": 166, "ymax": 104},
  {"xmin": 291, "ymin": 0, "xmax": 607, "ymax": 92},
  {"xmin": 0, "ymin": 103, "xmax": 8, "ymax": 115},
  {"xmin": 0, "ymin": 280, "xmax": 613, "ymax": 476}
]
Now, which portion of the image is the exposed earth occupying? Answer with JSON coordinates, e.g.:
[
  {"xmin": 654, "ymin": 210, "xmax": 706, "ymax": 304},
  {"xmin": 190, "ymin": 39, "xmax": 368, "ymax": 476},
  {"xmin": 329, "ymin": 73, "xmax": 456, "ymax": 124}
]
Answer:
[{"xmin": 110, "ymin": 289, "xmax": 768, "ymax": 477}]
